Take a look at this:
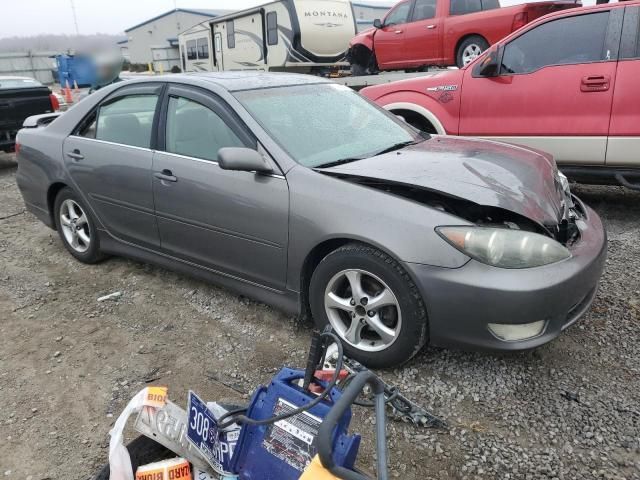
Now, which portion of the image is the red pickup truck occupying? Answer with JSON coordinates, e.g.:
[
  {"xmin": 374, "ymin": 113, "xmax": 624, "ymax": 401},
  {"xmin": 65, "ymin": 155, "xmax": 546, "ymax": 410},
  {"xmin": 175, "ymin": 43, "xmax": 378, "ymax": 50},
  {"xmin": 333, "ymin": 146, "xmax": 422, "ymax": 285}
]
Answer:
[
  {"xmin": 348, "ymin": 0, "xmax": 578, "ymax": 72},
  {"xmin": 361, "ymin": 1, "xmax": 640, "ymax": 189}
]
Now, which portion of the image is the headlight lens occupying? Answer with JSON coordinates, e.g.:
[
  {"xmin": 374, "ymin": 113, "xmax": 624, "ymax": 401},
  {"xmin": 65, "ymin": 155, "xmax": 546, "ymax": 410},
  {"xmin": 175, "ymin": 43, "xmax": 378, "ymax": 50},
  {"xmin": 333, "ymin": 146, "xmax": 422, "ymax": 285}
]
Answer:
[{"xmin": 437, "ymin": 226, "xmax": 571, "ymax": 268}]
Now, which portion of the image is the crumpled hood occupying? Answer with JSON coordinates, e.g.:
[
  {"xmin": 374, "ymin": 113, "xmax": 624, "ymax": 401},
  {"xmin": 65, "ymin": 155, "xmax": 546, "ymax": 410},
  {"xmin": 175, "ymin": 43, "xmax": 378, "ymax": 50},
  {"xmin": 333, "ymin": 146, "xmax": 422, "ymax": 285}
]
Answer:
[{"xmin": 323, "ymin": 135, "xmax": 565, "ymax": 227}]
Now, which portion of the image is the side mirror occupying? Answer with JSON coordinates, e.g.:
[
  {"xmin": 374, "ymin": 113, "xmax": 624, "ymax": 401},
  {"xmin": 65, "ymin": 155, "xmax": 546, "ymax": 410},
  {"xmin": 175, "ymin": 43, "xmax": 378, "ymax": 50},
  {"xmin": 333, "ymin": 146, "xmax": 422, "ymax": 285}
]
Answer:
[
  {"xmin": 473, "ymin": 46, "xmax": 502, "ymax": 78},
  {"xmin": 373, "ymin": 18, "xmax": 383, "ymax": 29},
  {"xmin": 395, "ymin": 114, "xmax": 406, "ymax": 123},
  {"xmin": 218, "ymin": 147, "xmax": 273, "ymax": 174}
]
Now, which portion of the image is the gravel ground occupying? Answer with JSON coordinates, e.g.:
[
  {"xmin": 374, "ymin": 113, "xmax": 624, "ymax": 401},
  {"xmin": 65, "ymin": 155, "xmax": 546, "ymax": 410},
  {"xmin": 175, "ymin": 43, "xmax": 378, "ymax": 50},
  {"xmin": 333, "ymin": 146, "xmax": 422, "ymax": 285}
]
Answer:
[{"xmin": 0, "ymin": 151, "xmax": 638, "ymax": 479}]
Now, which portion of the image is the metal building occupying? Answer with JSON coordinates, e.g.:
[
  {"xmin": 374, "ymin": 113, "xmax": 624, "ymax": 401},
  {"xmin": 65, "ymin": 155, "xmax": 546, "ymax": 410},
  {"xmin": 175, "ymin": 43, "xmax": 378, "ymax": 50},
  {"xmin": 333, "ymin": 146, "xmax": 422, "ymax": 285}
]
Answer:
[
  {"xmin": 123, "ymin": 8, "xmax": 229, "ymax": 70},
  {"xmin": 352, "ymin": 1, "xmax": 394, "ymax": 31}
]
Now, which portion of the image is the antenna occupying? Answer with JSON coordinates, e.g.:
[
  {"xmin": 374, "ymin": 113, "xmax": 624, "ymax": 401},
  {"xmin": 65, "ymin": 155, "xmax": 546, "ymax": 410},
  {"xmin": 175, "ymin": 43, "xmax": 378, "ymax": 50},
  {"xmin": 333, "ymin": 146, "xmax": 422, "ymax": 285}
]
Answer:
[{"xmin": 69, "ymin": 0, "xmax": 80, "ymax": 35}]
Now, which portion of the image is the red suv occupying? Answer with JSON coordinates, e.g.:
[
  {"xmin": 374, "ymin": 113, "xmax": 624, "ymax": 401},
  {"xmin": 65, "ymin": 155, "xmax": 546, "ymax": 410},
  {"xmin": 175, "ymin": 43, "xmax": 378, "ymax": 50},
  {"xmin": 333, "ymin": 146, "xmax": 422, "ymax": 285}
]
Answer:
[{"xmin": 361, "ymin": 1, "xmax": 640, "ymax": 189}]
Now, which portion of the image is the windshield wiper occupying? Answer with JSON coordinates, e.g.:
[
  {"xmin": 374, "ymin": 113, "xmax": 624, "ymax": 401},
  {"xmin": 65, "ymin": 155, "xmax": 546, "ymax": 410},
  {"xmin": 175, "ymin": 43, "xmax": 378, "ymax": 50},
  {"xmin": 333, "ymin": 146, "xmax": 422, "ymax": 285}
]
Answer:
[
  {"xmin": 371, "ymin": 140, "xmax": 420, "ymax": 157},
  {"xmin": 314, "ymin": 140, "xmax": 422, "ymax": 169},
  {"xmin": 314, "ymin": 156, "xmax": 366, "ymax": 169}
]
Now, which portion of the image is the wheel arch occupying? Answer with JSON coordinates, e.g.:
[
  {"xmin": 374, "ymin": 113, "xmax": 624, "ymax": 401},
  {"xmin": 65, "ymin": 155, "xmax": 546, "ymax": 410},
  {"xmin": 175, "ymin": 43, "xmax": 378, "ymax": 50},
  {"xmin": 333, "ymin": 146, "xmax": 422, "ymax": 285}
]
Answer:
[
  {"xmin": 454, "ymin": 33, "xmax": 488, "ymax": 61},
  {"xmin": 383, "ymin": 102, "xmax": 447, "ymax": 135},
  {"xmin": 298, "ymin": 237, "xmax": 412, "ymax": 323},
  {"xmin": 46, "ymin": 181, "xmax": 69, "ymax": 230}
]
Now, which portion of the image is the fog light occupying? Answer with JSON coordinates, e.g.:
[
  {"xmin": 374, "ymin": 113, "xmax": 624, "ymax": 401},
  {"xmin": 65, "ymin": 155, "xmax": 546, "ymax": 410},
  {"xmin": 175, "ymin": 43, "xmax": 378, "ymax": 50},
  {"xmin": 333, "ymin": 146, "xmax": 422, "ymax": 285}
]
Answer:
[{"xmin": 488, "ymin": 320, "xmax": 546, "ymax": 341}]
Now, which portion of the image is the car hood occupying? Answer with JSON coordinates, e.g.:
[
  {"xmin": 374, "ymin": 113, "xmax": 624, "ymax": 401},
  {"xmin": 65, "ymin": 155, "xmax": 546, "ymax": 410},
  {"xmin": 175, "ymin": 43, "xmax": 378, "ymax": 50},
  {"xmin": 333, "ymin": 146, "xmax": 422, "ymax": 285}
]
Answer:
[{"xmin": 321, "ymin": 136, "xmax": 564, "ymax": 227}]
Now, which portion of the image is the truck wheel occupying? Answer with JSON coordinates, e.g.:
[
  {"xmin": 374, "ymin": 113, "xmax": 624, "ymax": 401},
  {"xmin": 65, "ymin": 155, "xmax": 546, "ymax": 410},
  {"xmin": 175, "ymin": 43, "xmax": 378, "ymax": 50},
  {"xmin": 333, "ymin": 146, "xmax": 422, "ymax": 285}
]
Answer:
[
  {"xmin": 309, "ymin": 242, "xmax": 428, "ymax": 368},
  {"xmin": 456, "ymin": 36, "xmax": 489, "ymax": 68},
  {"xmin": 350, "ymin": 63, "xmax": 368, "ymax": 76},
  {"xmin": 53, "ymin": 187, "xmax": 104, "ymax": 264}
]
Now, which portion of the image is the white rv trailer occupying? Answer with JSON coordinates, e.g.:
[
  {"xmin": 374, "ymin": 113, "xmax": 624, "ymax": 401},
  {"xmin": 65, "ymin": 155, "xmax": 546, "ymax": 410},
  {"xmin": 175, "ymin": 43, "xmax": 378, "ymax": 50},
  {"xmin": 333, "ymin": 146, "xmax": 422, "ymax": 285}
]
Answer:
[{"xmin": 179, "ymin": 0, "xmax": 356, "ymax": 74}]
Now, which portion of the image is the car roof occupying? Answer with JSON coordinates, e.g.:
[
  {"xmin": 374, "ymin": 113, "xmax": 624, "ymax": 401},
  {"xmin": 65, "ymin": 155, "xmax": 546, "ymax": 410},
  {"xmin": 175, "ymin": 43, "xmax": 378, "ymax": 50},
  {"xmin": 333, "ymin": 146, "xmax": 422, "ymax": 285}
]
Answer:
[{"xmin": 161, "ymin": 71, "xmax": 333, "ymax": 92}]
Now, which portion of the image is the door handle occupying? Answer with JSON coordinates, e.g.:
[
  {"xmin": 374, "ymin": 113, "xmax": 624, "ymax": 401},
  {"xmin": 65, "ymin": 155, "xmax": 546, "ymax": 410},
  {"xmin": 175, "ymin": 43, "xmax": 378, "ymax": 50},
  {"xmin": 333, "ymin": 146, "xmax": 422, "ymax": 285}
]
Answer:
[
  {"xmin": 581, "ymin": 75, "xmax": 610, "ymax": 92},
  {"xmin": 394, "ymin": 29, "xmax": 403, "ymax": 34},
  {"xmin": 154, "ymin": 169, "xmax": 177, "ymax": 183},
  {"xmin": 66, "ymin": 149, "xmax": 84, "ymax": 160},
  {"xmin": 426, "ymin": 25, "xmax": 437, "ymax": 29}
]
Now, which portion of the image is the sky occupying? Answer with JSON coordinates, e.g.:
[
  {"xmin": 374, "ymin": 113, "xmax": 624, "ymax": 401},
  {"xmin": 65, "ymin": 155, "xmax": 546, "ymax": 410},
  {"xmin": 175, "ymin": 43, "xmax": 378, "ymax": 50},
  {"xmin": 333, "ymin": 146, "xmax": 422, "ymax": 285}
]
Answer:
[{"xmin": 1, "ymin": 0, "xmax": 597, "ymax": 39}]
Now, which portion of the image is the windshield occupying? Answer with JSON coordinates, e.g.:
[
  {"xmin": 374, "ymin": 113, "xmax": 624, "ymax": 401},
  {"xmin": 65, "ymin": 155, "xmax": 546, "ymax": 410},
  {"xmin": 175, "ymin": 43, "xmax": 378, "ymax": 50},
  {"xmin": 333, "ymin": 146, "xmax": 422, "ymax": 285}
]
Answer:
[
  {"xmin": 234, "ymin": 84, "xmax": 422, "ymax": 168},
  {"xmin": 0, "ymin": 78, "xmax": 43, "ymax": 90}
]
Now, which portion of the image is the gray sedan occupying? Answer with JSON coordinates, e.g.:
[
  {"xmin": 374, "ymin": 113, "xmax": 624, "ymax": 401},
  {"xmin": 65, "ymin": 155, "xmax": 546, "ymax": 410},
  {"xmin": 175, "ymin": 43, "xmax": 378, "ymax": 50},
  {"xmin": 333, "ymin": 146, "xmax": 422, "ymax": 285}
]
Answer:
[{"xmin": 16, "ymin": 73, "xmax": 606, "ymax": 368}]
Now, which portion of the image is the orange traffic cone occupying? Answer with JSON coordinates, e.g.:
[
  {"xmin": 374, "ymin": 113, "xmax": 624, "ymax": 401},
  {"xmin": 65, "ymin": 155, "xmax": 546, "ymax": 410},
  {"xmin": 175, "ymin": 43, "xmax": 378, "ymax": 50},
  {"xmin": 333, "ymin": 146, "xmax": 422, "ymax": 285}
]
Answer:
[{"xmin": 64, "ymin": 80, "xmax": 73, "ymax": 104}]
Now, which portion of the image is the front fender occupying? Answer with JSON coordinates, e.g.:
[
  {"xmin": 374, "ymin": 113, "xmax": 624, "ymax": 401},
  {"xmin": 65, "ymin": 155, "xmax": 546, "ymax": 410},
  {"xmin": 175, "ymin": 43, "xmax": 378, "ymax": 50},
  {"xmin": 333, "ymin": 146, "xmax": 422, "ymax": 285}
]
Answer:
[
  {"xmin": 367, "ymin": 90, "xmax": 461, "ymax": 135},
  {"xmin": 286, "ymin": 166, "xmax": 470, "ymax": 292},
  {"xmin": 349, "ymin": 30, "xmax": 375, "ymax": 52}
]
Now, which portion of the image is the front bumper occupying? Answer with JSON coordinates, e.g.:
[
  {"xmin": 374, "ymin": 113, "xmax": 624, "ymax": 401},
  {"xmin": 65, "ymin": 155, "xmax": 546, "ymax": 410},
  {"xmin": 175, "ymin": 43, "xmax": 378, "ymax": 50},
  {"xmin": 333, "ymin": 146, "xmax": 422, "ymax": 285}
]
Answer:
[{"xmin": 407, "ymin": 202, "xmax": 607, "ymax": 351}]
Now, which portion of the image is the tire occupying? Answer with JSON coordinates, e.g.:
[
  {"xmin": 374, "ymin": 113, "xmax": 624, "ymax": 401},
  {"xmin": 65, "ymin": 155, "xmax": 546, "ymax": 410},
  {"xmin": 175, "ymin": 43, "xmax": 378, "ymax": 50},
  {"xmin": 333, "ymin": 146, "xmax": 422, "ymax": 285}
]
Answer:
[
  {"xmin": 53, "ymin": 187, "xmax": 104, "ymax": 264},
  {"xmin": 350, "ymin": 62, "xmax": 368, "ymax": 76},
  {"xmin": 456, "ymin": 36, "xmax": 489, "ymax": 68},
  {"xmin": 93, "ymin": 436, "xmax": 175, "ymax": 480},
  {"xmin": 309, "ymin": 243, "xmax": 428, "ymax": 368}
]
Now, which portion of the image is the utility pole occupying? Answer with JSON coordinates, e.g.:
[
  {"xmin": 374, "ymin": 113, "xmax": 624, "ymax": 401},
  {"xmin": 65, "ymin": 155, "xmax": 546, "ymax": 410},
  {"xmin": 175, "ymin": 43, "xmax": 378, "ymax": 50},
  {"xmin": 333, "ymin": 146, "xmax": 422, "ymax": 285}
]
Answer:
[{"xmin": 69, "ymin": 0, "xmax": 80, "ymax": 35}]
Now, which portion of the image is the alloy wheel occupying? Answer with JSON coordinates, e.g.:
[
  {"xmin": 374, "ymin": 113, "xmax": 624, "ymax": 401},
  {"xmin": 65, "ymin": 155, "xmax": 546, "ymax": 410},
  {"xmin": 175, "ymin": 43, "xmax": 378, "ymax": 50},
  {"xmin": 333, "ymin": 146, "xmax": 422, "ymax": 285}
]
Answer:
[
  {"xmin": 324, "ymin": 269, "xmax": 402, "ymax": 352},
  {"xmin": 462, "ymin": 44, "xmax": 483, "ymax": 65},
  {"xmin": 59, "ymin": 199, "xmax": 91, "ymax": 253}
]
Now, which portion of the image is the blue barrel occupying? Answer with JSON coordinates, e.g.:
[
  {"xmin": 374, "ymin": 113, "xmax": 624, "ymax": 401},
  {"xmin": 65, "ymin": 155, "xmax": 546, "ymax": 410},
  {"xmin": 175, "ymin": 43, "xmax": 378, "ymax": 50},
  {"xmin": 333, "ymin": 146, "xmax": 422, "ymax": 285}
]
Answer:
[
  {"xmin": 231, "ymin": 368, "xmax": 360, "ymax": 480},
  {"xmin": 55, "ymin": 55, "xmax": 96, "ymax": 88}
]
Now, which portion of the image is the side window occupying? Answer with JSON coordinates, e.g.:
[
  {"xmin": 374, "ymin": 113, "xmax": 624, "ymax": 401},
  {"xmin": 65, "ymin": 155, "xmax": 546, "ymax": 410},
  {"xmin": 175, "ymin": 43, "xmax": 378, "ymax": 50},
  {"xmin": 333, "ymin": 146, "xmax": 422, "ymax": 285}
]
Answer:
[
  {"xmin": 412, "ymin": 0, "xmax": 437, "ymax": 21},
  {"xmin": 502, "ymin": 12, "xmax": 610, "ymax": 74},
  {"xmin": 481, "ymin": 0, "xmax": 499, "ymax": 11},
  {"xmin": 385, "ymin": 2, "xmax": 411, "ymax": 26},
  {"xmin": 96, "ymin": 94, "xmax": 158, "ymax": 148},
  {"xmin": 267, "ymin": 12, "xmax": 278, "ymax": 45},
  {"xmin": 227, "ymin": 21, "xmax": 235, "ymax": 49},
  {"xmin": 186, "ymin": 40, "xmax": 197, "ymax": 60},
  {"xmin": 196, "ymin": 38, "xmax": 209, "ymax": 59},
  {"xmin": 450, "ymin": 0, "xmax": 481, "ymax": 16},
  {"xmin": 77, "ymin": 111, "xmax": 97, "ymax": 139},
  {"xmin": 165, "ymin": 96, "xmax": 245, "ymax": 162},
  {"xmin": 620, "ymin": 6, "xmax": 640, "ymax": 59}
]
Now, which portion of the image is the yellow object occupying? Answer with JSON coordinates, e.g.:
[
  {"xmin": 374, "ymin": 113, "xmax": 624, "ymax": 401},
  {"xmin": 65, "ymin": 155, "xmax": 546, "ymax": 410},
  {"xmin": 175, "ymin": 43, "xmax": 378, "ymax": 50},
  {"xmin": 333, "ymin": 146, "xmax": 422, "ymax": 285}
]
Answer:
[
  {"xmin": 148, "ymin": 62, "xmax": 154, "ymax": 73},
  {"xmin": 159, "ymin": 64, "xmax": 164, "ymax": 75},
  {"xmin": 143, "ymin": 386, "xmax": 168, "ymax": 408},
  {"xmin": 136, "ymin": 458, "xmax": 191, "ymax": 480},
  {"xmin": 300, "ymin": 455, "xmax": 340, "ymax": 480}
]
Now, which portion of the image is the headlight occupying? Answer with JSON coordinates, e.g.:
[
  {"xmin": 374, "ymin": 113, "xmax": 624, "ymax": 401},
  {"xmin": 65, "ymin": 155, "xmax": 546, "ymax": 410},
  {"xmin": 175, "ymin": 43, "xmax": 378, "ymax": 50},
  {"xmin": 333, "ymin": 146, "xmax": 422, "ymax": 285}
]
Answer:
[{"xmin": 436, "ymin": 226, "xmax": 571, "ymax": 268}]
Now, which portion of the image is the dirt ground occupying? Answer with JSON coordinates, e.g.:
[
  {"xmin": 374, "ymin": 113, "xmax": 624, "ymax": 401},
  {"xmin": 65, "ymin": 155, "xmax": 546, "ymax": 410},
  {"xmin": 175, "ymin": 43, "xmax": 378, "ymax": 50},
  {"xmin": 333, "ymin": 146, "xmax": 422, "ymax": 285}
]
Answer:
[{"xmin": 0, "ymin": 152, "xmax": 638, "ymax": 479}]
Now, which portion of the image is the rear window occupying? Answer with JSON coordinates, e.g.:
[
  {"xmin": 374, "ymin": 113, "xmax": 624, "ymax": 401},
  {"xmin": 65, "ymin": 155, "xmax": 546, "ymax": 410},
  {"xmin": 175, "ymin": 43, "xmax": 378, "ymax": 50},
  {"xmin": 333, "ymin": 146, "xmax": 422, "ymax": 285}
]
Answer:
[{"xmin": 0, "ymin": 78, "xmax": 43, "ymax": 90}]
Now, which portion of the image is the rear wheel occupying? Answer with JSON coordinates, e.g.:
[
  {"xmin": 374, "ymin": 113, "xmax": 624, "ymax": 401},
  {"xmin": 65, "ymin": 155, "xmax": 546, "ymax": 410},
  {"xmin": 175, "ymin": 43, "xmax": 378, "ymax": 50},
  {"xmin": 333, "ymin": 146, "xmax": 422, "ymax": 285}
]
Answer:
[
  {"xmin": 456, "ymin": 36, "xmax": 489, "ymax": 68},
  {"xmin": 54, "ymin": 187, "xmax": 104, "ymax": 264},
  {"xmin": 309, "ymin": 243, "xmax": 428, "ymax": 368}
]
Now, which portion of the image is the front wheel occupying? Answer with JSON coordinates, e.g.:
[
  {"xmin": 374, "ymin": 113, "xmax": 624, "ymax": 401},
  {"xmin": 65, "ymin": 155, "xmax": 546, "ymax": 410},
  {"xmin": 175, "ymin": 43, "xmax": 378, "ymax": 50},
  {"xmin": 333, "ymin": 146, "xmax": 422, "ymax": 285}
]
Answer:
[
  {"xmin": 456, "ymin": 36, "xmax": 489, "ymax": 68},
  {"xmin": 309, "ymin": 243, "xmax": 428, "ymax": 368}
]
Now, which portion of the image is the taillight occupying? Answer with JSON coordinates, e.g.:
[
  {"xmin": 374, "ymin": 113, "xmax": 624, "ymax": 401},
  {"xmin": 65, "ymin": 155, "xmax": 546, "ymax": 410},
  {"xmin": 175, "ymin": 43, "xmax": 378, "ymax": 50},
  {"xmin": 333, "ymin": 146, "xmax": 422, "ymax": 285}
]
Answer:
[
  {"xmin": 14, "ymin": 142, "xmax": 21, "ymax": 155},
  {"xmin": 49, "ymin": 93, "xmax": 60, "ymax": 111},
  {"xmin": 512, "ymin": 12, "xmax": 528, "ymax": 32}
]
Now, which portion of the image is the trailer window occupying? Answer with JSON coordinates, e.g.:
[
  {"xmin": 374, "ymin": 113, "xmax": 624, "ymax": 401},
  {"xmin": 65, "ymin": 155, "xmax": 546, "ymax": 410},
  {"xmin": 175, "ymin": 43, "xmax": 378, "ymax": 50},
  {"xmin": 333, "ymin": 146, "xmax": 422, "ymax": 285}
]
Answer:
[
  {"xmin": 227, "ymin": 21, "xmax": 235, "ymax": 49},
  {"xmin": 481, "ymin": 0, "xmax": 499, "ymax": 11},
  {"xmin": 186, "ymin": 40, "xmax": 197, "ymax": 60},
  {"xmin": 197, "ymin": 38, "xmax": 209, "ymax": 59},
  {"xmin": 267, "ymin": 12, "xmax": 278, "ymax": 45}
]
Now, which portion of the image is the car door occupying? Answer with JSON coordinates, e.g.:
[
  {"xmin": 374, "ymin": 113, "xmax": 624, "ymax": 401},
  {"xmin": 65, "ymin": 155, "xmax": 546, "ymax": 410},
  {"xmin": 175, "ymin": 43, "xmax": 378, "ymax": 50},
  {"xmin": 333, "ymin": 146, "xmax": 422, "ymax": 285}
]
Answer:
[
  {"xmin": 403, "ymin": 0, "xmax": 442, "ymax": 66},
  {"xmin": 63, "ymin": 83, "xmax": 162, "ymax": 248},
  {"xmin": 152, "ymin": 84, "xmax": 289, "ymax": 290},
  {"xmin": 374, "ymin": 1, "xmax": 413, "ymax": 69},
  {"xmin": 458, "ymin": 8, "xmax": 623, "ymax": 166},
  {"xmin": 606, "ymin": 5, "xmax": 640, "ymax": 169}
]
